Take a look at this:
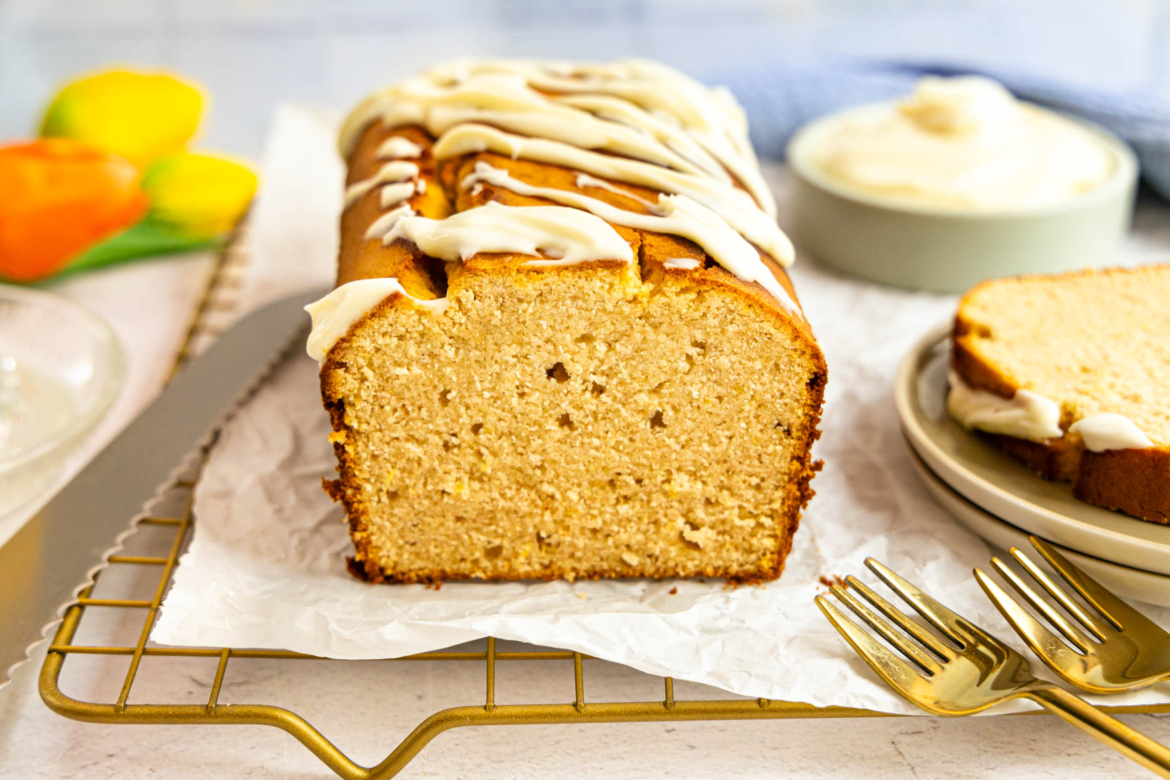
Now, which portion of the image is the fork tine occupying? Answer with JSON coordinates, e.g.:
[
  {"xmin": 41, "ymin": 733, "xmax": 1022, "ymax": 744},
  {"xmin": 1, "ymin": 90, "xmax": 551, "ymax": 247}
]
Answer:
[
  {"xmin": 864, "ymin": 559, "xmax": 966, "ymax": 646},
  {"xmin": 992, "ymin": 556, "xmax": 1098, "ymax": 649},
  {"xmin": 976, "ymin": 566, "xmax": 1092, "ymax": 662},
  {"xmin": 1029, "ymin": 537, "xmax": 1152, "ymax": 633},
  {"xmin": 829, "ymin": 582, "xmax": 942, "ymax": 673},
  {"xmin": 1007, "ymin": 549, "xmax": 1108, "ymax": 642},
  {"xmin": 842, "ymin": 577, "xmax": 954, "ymax": 661},
  {"xmin": 815, "ymin": 595, "xmax": 925, "ymax": 694}
]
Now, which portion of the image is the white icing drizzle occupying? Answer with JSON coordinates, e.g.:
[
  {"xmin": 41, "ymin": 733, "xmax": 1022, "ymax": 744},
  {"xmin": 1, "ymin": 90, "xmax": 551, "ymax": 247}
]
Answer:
[
  {"xmin": 575, "ymin": 173, "xmax": 658, "ymax": 209},
  {"xmin": 313, "ymin": 59, "xmax": 805, "ymax": 362},
  {"xmin": 375, "ymin": 136, "xmax": 423, "ymax": 159},
  {"xmin": 514, "ymin": 61, "xmax": 774, "ymax": 219},
  {"xmin": 432, "ymin": 123, "xmax": 793, "ymax": 267},
  {"xmin": 305, "ymin": 279, "xmax": 447, "ymax": 362},
  {"xmin": 1069, "ymin": 414, "xmax": 1155, "ymax": 452},
  {"xmin": 344, "ymin": 161, "xmax": 419, "ymax": 209},
  {"xmin": 663, "ymin": 257, "xmax": 702, "ymax": 270},
  {"xmin": 339, "ymin": 59, "xmax": 775, "ymax": 219},
  {"xmin": 379, "ymin": 181, "xmax": 418, "ymax": 209},
  {"xmin": 425, "ymin": 101, "xmax": 712, "ymax": 180},
  {"xmin": 947, "ymin": 370, "xmax": 1156, "ymax": 451},
  {"xmin": 364, "ymin": 204, "xmax": 415, "ymax": 241},
  {"xmin": 460, "ymin": 162, "xmax": 796, "ymax": 309},
  {"xmin": 559, "ymin": 94, "xmax": 734, "ymax": 185},
  {"xmin": 385, "ymin": 200, "xmax": 633, "ymax": 265},
  {"xmin": 946, "ymin": 369, "xmax": 1063, "ymax": 442},
  {"xmin": 452, "ymin": 60, "xmax": 772, "ymax": 217}
]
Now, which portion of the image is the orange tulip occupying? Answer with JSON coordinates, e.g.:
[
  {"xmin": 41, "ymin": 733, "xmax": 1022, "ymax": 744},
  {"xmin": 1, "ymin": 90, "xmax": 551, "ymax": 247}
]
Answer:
[{"xmin": 0, "ymin": 139, "xmax": 149, "ymax": 282}]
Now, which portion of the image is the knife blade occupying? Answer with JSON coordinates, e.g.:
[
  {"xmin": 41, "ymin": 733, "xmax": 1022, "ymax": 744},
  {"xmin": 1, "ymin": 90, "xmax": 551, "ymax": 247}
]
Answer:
[{"xmin": 0, "ymin": 287, "xmax": 327, "ymax": 688}]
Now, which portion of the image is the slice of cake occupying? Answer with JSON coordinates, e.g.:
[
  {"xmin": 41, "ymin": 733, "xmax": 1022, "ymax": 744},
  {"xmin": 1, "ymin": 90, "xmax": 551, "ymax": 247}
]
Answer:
[
  {"xmin": 306, "ymin": 59, "xmax": 827, "ymax": 583},
  {"xmin": 948, "ymin": 265, "xmax": 1170, "ymax": 523}
]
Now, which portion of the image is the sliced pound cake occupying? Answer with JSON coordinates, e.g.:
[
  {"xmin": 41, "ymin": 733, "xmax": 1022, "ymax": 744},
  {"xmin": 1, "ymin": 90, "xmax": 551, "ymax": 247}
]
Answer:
[
  {"xmin": 948, "ymin": 265, "xmax": 1170, "ymax": 523},
  {"xmin": 307, "ymin": 60, "xmax": 827, "ymax": 583}
]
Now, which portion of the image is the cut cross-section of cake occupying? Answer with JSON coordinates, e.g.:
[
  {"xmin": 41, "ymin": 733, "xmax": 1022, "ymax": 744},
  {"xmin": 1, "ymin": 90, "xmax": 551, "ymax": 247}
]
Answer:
[
  {"xmin": 949, "ymin": 265, "xmax": 1170, "ymax": 523},
  {"xmin": 307, "ymin": 59, "xmax": 827, "ymax": 583}
]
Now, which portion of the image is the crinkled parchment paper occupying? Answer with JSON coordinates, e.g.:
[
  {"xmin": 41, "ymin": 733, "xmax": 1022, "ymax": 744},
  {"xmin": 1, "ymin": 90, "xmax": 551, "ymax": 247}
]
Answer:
[{"xmin": 153, "ymin": 106, "xmax": 1170, "ymax": 715}]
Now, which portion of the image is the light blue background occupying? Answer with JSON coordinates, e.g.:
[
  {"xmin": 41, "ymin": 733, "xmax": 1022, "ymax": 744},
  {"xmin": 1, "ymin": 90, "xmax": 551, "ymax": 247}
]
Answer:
[{"xmin": 2, "ymin": 0, "xmax": 1168, "ymax": 159}]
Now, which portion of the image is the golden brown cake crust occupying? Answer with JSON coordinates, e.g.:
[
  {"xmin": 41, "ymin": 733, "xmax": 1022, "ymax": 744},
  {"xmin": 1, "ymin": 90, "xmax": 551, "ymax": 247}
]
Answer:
[
  {"xmin": 322, "ymin": 115, "xmax": 826, "ymax": 584},
  {"xmin": 952, "ymin": 268, "xmax": 1170, "ymax": 525}
]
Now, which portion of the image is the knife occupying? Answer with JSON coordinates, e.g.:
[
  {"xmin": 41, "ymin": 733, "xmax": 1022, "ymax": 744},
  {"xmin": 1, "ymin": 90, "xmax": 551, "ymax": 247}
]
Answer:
[{"xmin": 0, "ymin": 287, "xmax": 327, "ymax": 688}]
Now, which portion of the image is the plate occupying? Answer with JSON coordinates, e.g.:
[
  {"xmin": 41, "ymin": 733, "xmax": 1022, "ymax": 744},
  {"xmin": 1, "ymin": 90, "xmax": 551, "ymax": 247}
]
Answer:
[
  {"xmin": 895, "ymin": 323, "xmax": 1170, "ymax": 576},
  {"xmin": 906, "ymin": 442, "xmax": 1170, "ymax": 608}
]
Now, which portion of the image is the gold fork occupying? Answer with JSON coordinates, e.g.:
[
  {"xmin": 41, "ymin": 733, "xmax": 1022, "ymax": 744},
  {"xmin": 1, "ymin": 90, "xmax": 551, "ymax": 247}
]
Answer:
[
  {"xmin": 976, "ymin": 535, "xmax": 1170, "ymax": 695},
  {"xmin": 816, "ymin": 558, "xmax": 1170, "ymax": 777}
]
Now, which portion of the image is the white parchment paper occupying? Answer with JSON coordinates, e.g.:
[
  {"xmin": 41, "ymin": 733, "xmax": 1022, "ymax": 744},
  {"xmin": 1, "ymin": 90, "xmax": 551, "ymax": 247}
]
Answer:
[{"xmin": 152, "ymin": 105, "xmax": 1170, "ymax": 715}]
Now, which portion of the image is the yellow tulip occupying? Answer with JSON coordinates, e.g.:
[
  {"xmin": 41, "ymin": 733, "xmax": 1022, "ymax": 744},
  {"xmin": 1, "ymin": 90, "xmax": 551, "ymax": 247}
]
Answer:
[
  {"xmin": 141, "ymin": 152, "xmax": 258, "ymax": 237},
  {"xmin": 41, "ymin": 69, "xmax": 204, "ymax": 167}
]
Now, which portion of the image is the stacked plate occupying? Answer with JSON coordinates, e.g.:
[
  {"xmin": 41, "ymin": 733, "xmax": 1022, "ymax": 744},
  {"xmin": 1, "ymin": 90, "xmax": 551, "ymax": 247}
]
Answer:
[{"xmin": 896, "ymin": 324, "xmax": 1170, "ymax": 607}]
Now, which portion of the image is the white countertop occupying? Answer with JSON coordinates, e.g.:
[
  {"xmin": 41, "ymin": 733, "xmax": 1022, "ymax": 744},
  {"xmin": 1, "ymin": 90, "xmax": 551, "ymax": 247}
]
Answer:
[{"xmin": 3, "ymin": 1, "xmax": 1170, "ymax": 776}]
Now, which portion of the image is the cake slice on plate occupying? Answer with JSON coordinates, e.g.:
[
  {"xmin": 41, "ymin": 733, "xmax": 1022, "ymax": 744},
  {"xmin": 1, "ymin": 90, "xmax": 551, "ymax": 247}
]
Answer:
[{"xmin": 948, "ymin": 265, "xmax": 1170, "ymax": 523}]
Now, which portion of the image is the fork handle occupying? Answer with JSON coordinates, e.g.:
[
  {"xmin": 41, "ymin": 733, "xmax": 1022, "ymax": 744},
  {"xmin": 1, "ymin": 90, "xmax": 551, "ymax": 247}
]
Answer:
[{"xmin": 1028, "ymin": 687, "xmax": 1170, "ymax": 777}]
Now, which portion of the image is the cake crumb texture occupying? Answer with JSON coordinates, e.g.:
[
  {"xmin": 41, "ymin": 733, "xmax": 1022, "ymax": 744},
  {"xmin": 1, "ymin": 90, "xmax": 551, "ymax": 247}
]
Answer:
[{"xmin": 320, "ymin": 66, "xmax": 826, "ymax": 582}]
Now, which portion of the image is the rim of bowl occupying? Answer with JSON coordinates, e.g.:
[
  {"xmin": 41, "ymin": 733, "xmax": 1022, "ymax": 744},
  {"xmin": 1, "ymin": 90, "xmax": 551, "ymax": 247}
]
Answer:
[
  {"xmin": 0, "ymin": 284, "xmax": 126, "ymax": 477},
  {"xmin": 786, "ymin": 101, "xmax": 1139, "ymax": 221}
]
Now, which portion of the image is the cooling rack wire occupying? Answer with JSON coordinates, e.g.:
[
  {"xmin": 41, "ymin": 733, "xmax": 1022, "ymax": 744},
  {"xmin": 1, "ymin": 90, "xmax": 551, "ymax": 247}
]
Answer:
[{"xmin": 36, "ymin": 225, "xmax": 1170, "ymax": 780}]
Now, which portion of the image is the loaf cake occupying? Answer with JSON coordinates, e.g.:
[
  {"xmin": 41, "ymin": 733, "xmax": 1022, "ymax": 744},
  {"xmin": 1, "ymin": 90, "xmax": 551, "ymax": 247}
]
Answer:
[
  {"xmin": 306, "ymin": 59, "xmax": 827, "ymax": 583},
  {"xmin": 948, "ymin": 265, "xmax": 1170, "ymax": 523}
]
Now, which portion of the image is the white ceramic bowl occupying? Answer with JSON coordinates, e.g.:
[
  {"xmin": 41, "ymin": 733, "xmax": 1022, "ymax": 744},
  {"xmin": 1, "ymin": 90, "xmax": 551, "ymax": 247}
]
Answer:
[
  {"xmin": 0, "ymin": 285, "xmax": 125, "ymax": 518},
  {"xmin": 787, "ymin": 104, "xmax": 1139, "ymax": 293}
]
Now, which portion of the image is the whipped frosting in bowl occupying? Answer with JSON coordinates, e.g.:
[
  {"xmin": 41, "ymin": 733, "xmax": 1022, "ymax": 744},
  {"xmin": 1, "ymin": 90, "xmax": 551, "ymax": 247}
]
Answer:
[
  {"xmin": 785, "ymin": 75, "xmax": 1138, "ymax": 293},
  {"xmin": 805, "ymin": 76, "xmax": 1118, "ymax": 213}
]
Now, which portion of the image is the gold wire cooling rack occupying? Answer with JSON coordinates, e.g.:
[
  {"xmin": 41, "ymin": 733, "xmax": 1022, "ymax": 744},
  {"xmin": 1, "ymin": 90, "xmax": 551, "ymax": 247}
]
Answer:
[{"xmin": 37, "ymin": 230, "xmax": 1170, "ymax": 780}]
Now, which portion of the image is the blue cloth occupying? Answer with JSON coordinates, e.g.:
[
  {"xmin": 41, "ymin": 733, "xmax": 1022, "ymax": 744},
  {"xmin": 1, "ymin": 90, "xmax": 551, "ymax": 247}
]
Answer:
[{"xmin": 712, "ymin": 61, "xmax": 1170, "ymax": 201}]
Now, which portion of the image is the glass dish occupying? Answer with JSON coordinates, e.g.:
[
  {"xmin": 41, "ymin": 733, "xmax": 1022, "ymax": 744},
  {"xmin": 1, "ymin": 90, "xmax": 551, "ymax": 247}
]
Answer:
[{"xmin": 0, "ymin": 284, "xmax": 125, "ymax": 520}]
